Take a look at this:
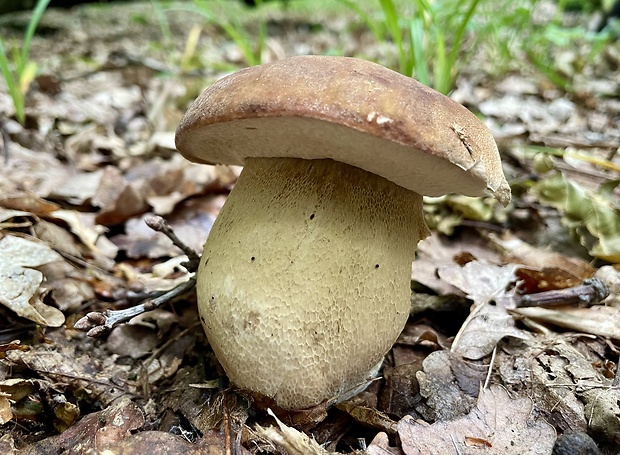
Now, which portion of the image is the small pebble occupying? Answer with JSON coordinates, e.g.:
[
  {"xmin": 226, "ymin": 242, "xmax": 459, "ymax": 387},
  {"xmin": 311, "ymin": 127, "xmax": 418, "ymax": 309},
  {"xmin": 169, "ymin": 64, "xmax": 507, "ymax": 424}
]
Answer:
[{"xmin": 552, "ymin": 432, "xmax": 602, "ymax": 455}]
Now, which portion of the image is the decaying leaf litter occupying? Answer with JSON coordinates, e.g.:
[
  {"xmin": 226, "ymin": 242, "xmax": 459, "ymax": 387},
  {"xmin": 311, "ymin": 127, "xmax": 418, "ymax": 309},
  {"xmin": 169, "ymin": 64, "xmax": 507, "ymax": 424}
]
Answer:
[{"xmin": 0, "ymin": 1, "xmax": 619, "ymax": 454}]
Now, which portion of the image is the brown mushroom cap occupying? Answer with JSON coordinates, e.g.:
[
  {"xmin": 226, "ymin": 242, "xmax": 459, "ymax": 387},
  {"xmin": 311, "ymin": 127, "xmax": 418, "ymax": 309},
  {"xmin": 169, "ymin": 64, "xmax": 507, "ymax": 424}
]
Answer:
[{"xmin": 176, "ymin": 55, "xmax": 510, "ymax": 206}]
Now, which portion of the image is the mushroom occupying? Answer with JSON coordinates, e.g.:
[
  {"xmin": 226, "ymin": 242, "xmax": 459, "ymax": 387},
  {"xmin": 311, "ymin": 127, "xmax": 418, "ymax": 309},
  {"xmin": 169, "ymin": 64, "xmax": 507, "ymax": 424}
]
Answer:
[{"xmin": 175, "ymin": 55, "xmax": 510, "ymax": 410}]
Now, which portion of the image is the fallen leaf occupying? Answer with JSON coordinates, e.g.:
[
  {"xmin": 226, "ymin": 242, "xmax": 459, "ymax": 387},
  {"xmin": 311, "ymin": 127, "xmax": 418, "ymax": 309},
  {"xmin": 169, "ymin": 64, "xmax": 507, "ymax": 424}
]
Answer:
[
  {"xmin": 0, "ymin": 395, "xmax": 12, "ymax": 424},
  {"xmin": 93, "ymin": 166, "xmax": 148, "ymax": 226},
  {"xmin": 0, "ymin": 144, "xmax": 70, "ymax": 198},
  {"xmin": 511, "ymin": 305, "xmax": 620, "ymax": 339},
  {"xmin": 33, "ymin": 219, "xmax": 83, "ymax": 258},
  {"xmin": 0, "ymin": 434, "xmax": 16, "ymax": 455},
  {"xmin": 377, "ymin": 362, "xmax": 422, "ymax": 419},
  {"xmin": 51, "ymin": 169, "xmax": 104, "ymax": 205},
  {"xmin": 50, "ymin": 209, "xmax": 118, "ymax": 259},
  {"xmin": 21, "ymin": 397, "xmax": 144, "ymax": 454},
  {"xmin": 0, "ymin": 235, "xmax": 65, "ymax": 327},
  {"xmin": 255, "ymin": 409, "xmax": 331, "ymax": 455},
  {"xmin": 497, "ymin": 337, "xmax": 619, "ymax": 445},
  {"xmin": 397, "ymin": 386, "xmax": 555, "ymax": 455},
  {"xmin": 43, "ymin": 277, "xmax": 95, "ymax": 313},
  {"xmin": 0, "ymin": 209, "xmax": 33, "ymax": 230},
  {"xmin": 490, "ymin": 223, "xmax": 593, "ymax": 280},
  {"xmin": 414, "ymin": 351, "xmax": 480, "ymax": 422},
  {"xmin": 336, "ymin": 400, "xmax": 398, "ymax": 435},
  {"xmin": 438, "ymin": 261, "xmax": 529, "ymax": 359},
  {"xmin": 5, "ymin": 334, "xmax": 133, "ymax": 407},
  {"xmin": 367, "ymin": 432, "xmax": 405, "ymax": 455},
  {"xmin": 411, "ymin": 231, "xmax": 502, "ymax": 295},
  {"xmin": 0, "ymin": 189, "xmax": 61, "ymax": 216},
  {"xmin": 102, "ymin": 430, "xmax": 238, "ymax": 455},
  {"xmin": 112, "ymin": 195, "xmax": 223, "ymax": 259},
  {"xmin": 514, "ymin": 267, "xmax": 583, "ymax": 293}
]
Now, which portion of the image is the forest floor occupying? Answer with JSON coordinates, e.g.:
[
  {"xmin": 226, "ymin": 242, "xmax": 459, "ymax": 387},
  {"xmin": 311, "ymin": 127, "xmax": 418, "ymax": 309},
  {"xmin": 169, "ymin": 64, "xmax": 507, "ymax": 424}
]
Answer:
[{"xmin": 0, "ymin": 1, "xmax": 620, "ymax": 454}]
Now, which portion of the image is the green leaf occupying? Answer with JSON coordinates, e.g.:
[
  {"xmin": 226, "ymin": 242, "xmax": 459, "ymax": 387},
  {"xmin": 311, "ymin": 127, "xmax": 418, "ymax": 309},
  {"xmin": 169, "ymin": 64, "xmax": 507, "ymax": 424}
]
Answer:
[{"xmin": 533, "ymin": 174, "xmax": 620, "ymax": 263}]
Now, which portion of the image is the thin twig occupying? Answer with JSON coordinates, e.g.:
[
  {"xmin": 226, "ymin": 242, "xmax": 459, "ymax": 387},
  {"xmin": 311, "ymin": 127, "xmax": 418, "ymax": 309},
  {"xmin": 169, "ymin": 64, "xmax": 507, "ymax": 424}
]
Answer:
[
  {"xmin": 515, "ymin": 278, "xmax": 608, "ymax": 308},
  {"xmin": 74, "ymin": 278, "xmax": 196, "ymax": 337},
  {"xmin": 144, "ymin": 215, "xmax": 201, "ymax": 271},
  {"xmin": 74, "ymin": 215, "xmax": 201, "ymax": 337}
]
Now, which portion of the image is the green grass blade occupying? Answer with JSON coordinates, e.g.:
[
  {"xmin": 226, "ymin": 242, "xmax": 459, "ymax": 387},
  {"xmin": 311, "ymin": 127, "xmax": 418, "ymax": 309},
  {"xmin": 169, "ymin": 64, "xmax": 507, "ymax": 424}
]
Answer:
[
  {"xmin": 191, "ymin": 0, "xmax": 262, "ymax": 66},
  {"xmin": 0, "ymin": 38, "xmax": 23, "ymax": 123},
  {"xmin": 150, "ymin": 0, "xmax": 174, "ymax": 52},
  {"xmin": 433, "ymin": 28, "xmax": 449, "ymax": 93},
  {"xmin": 446, "ymin": 0, "xmax": 480, "ymax": 74},
  {"xmin": 379, "ymin": 0, "xmax": 406, "ymax": 74},
  {"xmin": 0, "ymin": 41, "xmax": 19, "ymax": 105},
  {"xmin": 334, "ymin": 0, "xmax": 384, "ymax": 43},
  {"xmin": 409, "ymin": 18, "xmax": 428, "ymax": 84},
  {"xmin": 20, "ymin": 0, "xmax": 51, "ymax": 71}
]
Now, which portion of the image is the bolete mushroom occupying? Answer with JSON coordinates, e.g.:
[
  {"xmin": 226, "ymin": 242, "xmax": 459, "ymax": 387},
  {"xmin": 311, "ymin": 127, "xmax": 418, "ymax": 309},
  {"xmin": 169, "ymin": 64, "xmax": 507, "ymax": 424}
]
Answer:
[{"xmin": 175, "ymin": 55, "xmax": 510, "ymax": 410}]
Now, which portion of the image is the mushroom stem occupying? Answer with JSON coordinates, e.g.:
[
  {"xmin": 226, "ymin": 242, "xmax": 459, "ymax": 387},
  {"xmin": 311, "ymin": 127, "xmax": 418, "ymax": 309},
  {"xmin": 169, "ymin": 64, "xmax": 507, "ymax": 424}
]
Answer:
[{"xmin": 197, "ymin": 157, "xmax": 429, "ymax": 410}]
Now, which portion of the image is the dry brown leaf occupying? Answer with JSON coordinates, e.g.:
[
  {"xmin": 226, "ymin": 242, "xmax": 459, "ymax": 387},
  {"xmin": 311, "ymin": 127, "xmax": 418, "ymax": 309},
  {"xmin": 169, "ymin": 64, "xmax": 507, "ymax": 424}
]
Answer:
[
  {"xmin": 0, "ymin": 190, "xmax": 61, "ymax": 216},
  {"xmin": 0, "ymin": 209, "xmax": 33, "ymax": 231},
  {"xmin": 514, "ymin": 267, "xmax": 583, "ymax": 293},
  {"xmin": 397, "ymin": 386, "xmax": 555, "ymax": 455},
  {"xmin": 93, "ymin": 166, "xmax": 148, "ymax": 226},
  {"xmin": 511, "ymin": 305, "xmax": 620, "ymax": 339},
  {"xmin": 141, "ymin": 331, "xmax": 196, "ymax": 384},
  {"xmin": 51, "ymin": 169, "xmax": 105, "ymax": 205},
  {"xmin": 0, "ymin": 208, "xmax": 31, "ymax": 223},
  {"xmin": 336, "ymin": 400, "xmax": 398, "ymax": 435},
  {"xmin": 378, "ymin": 362, "xmax": 422, "ymax": 419},
  {"xmin": 50, "ymin": 209, "xmax": 118, "ymax": 259},
  {"xmin": 491, "ymin": 233, "xmax": 594, "ymax": 279},
  {"xmin": 101, "ymin": 430, "xmax": 238, "ymax": 455},
  {"xmin": 113, "ymin": 195, "xmax": 223, "ymax": 259},
  {"xmin": 255, "ymin": 409, "xmax": 331, "ymax": 455},
  {"xmin": 44, "ymin": 277, "xmax": 95, "ymax": 312},
  {"xmin": 414, "ymin": 351, "xmax": 480, "ymax": 422},
  {"xmin": 0, "ymin": 434, "xmax": 16, "ymax": 455},
  {"xmin": 5, "ymin": 335, "xmax": 134, "ymax": 406},
  {"xmin": 454, "ymin": 304, "xmax": 529, "ymax": 360},
  {"xmin": 438, "ymin": 262, "xmax": 529, "ymax": 359},
  {"xmin": 92, "ymin": 156, "xmax": 223, "ymax": 226},
  {"xmin": 21, "ymin": 397, "xmax": 144, "ymax": 454},
  {"xmin": 0, "ymin": 378, "xmax": 38, "ymax": 402},
  {"xmin": 0, "ymin": 394, "xmax": 12, "ymax": 424},
  {"xmin": 33, "ymin": 219, "xmax": 83, "ymax": 258},
  {"xmin": 106, "ymin": 325, "xmax": 161, "ymax": 359},
  {"xmin": 411, "ymin": 232, "xmax": 502, "ymax": 295},
  {"xmin": 0, "ymin": 235, "xmax": 65, "ymax": 327},
  {"xmin": 367, "ymin": 432, "xmax": 405, "ymax": 455},
  {"xmin": 0, "ymin": 144, "xmax": 70, "ymax": 198},
  {"xmin": 497, "ymin": 337, "xmax": 619, "ymax": 445}
]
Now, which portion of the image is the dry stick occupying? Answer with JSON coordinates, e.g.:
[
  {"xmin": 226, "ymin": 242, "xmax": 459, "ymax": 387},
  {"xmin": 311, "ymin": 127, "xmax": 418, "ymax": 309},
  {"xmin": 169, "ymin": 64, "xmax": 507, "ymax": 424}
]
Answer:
[
  {"xmin": 515, "ymin": 278, "xmax": 609, "ymax": 308},
  {"xmin": 74, "ymin": 216, "xmax": 200, "ymax": 337},
  {"xmin": 75, "ymin": 278, "xmax": 196, "ymax": 337},
  {"xmin": 144, "ymin": 215, "xmax": 201, "ymax": 271}
]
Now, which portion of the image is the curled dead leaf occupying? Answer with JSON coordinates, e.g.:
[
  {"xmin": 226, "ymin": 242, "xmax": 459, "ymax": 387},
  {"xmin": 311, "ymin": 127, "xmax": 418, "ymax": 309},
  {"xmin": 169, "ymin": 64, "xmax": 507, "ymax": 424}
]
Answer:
[{"xmin": 0, "ymin": 235, "xmax": 65, "ymax": 327}]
